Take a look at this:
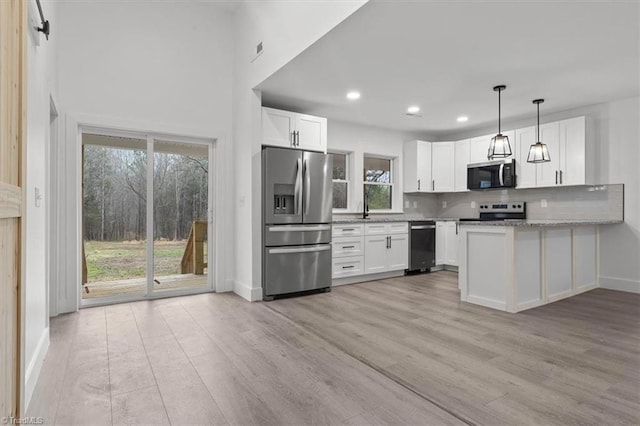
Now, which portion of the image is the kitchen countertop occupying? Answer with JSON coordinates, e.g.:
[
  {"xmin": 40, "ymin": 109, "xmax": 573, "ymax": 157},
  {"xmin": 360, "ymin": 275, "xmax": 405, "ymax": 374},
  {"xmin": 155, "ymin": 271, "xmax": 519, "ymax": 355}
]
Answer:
[
  {"xmin": 332, "ymin": 216, "xmax": 431, "ymax": 224},
  {"xmin": 457, "ymin": 219, "xmax": 623, "ymax": 227},
  {"xmin": 333, "ymin": 217, "xmax": 622, "ymax": 226}
]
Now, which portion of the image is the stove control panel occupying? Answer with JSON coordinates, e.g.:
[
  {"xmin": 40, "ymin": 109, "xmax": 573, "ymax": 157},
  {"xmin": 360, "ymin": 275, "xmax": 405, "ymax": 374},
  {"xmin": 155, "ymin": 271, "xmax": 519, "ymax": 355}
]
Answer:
[{"xmin": 479, "ymin": 202, "xmax": 525, "ymax": 213}]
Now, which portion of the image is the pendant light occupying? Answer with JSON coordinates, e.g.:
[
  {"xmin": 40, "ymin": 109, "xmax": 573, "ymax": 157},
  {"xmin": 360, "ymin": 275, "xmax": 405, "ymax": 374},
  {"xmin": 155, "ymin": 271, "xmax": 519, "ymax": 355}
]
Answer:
[
  {"xmin": 487, "ymin": 85, "xmax": 512, "ymax": 160},
  {"xmin": 527, "ymin": 99, "xmax": 551, "ymax": 163}
]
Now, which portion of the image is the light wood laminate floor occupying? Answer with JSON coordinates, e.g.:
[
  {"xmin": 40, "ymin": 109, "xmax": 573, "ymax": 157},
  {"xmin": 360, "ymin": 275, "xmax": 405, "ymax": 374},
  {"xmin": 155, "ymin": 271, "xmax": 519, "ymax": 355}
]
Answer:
[{"xmin": 28, "ymin": 271, "xmax": 639, "ymax": 425}]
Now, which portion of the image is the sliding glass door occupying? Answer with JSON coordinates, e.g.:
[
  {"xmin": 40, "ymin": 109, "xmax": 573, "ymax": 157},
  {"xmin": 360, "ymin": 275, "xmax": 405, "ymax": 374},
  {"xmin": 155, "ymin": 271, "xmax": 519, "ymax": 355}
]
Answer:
[
  {"xmin": 81, "ymin": 130, "xmax": 213, "ymax": 305},
  {"xmin": 152, "ymin": 139, "xmax": 209, "ymax": 295}
]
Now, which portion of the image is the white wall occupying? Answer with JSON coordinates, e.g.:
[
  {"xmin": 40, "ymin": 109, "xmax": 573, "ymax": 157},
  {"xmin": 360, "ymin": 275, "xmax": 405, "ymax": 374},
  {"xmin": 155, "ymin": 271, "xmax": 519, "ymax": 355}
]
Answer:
[
  {"xmin": 327, "ymin": 120, "xmax": 432, "ymax": 213},
  {"xmin": 232, "ymin": 1, "xmax": 368, "ymax": 301},
  {"xmin": 598, "ymin": 97, "xmax": 640, "ymax": 292},
  {"xmin": 55, "ymin": 1, "xmax": 235, "ymax": 312},
  {"xmin": 23, "ymin": 0, "xmax": 59, "ymax": 413}
]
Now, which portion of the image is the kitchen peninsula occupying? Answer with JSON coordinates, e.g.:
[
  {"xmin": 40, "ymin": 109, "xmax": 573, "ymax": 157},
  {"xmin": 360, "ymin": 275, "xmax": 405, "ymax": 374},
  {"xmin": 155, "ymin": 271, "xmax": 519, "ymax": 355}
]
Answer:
[{"xmin": 458, "ymin": 219, "xmax": 622, "ymax": 313}]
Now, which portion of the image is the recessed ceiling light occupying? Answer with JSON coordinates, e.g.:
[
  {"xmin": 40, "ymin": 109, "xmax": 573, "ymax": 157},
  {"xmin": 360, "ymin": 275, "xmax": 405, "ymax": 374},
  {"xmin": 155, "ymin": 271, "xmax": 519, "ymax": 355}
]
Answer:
[
  {"xmin": 346, "ymin": 91, "xmax": 361, "ymax": 100},
  {"xmin": 457, "ymin": 116, "xmax": 469, "ymax": 123},
  {"xmin": 407, "ymin": 106, "xmax": 420, "ymax": 114}
]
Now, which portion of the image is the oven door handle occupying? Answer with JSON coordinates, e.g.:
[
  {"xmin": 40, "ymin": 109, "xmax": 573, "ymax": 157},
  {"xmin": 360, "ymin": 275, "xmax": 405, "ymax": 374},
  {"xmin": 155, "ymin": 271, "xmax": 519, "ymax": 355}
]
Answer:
[
  {"xmin": 268, "ymin": 245, "xmax": 331, "ymax": 255},
  {"xmin": 499, "ymin": 163, "xmax": 505, "ymax": 187},
  {"xmin": 411, "ymin": 225, "xmax": 436, "ymax": 230}
]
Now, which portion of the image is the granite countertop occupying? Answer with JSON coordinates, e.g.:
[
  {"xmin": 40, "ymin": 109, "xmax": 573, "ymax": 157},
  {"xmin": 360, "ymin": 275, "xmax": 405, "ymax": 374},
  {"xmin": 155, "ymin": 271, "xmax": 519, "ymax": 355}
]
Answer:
[
  {"xmin": 457, "ymin": 219, "xmax": 623, "ymax": 227},
  {"xmin": 332, "ymin": 216, "xmax": 430, "ymax": 224}
]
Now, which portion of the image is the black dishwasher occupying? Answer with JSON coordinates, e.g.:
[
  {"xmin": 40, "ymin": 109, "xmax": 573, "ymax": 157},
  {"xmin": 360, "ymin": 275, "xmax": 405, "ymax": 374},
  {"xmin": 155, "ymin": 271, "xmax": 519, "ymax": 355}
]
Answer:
[{"xmin": 407, "ymin": 221, "xmax": 436, "ymax": 272}]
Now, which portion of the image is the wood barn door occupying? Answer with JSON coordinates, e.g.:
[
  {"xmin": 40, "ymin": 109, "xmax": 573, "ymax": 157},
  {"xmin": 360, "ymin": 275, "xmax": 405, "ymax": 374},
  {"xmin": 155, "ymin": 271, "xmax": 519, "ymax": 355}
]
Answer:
[{"xmin": 0, "ymin": 0, "xmax": 25, "ymax": 417}]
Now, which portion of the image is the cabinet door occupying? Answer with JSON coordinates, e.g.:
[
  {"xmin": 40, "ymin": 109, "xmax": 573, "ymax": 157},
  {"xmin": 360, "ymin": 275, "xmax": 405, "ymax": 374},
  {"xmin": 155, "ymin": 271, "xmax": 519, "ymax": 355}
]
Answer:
[
  {"xmin": 559, "ymin": 116, "xmax": 586, "ymax": 186},
  {"xmin": 404, "ymin": 140, "xmax": 432, "ymax": 192},
  {"xmin": 431, "ymin": 142, "xmax": 455, "ymax": 192},
  {"xmin": 435, "ymin": 222, "xmax": 446, "ymax": 265},
  {"xmin": 515, "ymin": 126, "xmax": 537, "ymax": 188},
  {"xmin": 296, "ymin": 113, "xmax": 327, "ymax": 152},
  {"xmin": 388, "ymin": 234, "xmax": 409, "ymax": 270},
  {"xmin": 262, "ymin": 107, "xmax": 295, "ymax": 148},
  {"xmin": 364, "ymin": 235, "xmax": 388, "ymax": 274},
  {"xmin": 537, "ymin": 122, "xmax": 561, "ymax": 187},
  {"xmin": 468, "ymin": 134, "xmax": 491, "ymax": 164},
  {"xmin": 445, "ymin": 222, "xmax": 458, "ymax": 266},
  {"xmin": 454, "ymin": 140, "xmax": 470, "ymax": 192}
]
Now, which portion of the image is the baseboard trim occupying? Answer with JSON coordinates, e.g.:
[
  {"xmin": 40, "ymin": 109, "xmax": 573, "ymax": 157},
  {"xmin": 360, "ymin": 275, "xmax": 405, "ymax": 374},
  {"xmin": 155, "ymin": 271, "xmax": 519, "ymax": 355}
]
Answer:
[
  {"xmin": 24, "ymin": 327, "xmax": 50, "ymax": 411},
  {"xmin": 233, "ymin": 280, "xmax": 262, "ymax": 301},
  {"xmin": 332, "ymin": 270, "xmax": 405, "ymax": 287},
  {"xmin": 599, "ymin": 276, "xmax": 640, "ymax": 293}
]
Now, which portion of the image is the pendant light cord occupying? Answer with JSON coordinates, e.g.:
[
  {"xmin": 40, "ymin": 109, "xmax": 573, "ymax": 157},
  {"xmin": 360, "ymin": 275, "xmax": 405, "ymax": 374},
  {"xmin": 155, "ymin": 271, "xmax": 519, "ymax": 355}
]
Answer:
[
  {"xmin": 498, "ymin": 89, "xmax": 501, "ymax": 134},
  {"xmin": 536, "ymin": 102, "xmax": 540, "ymax": 142}
]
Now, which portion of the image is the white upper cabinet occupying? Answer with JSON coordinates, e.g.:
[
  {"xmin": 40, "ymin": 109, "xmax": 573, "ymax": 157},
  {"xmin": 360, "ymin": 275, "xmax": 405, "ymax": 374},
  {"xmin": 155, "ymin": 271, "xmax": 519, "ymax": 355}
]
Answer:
[
  {"xmin": 515, "ymin": 117, "xmax": 588, "ymax": 188},
  {"xmin": 515, "ymin": 126, "xmax": 537, "ymax": 188},
  {"xmin": 403, "ymin": 140, "xmax": 432, "ymax": 193},
  {"xmin": 454, "ymin": 139, "xmax": 470, "ymax": 192},
  {"xmin": 295, "ymin": 113, "xmax": 326, "ymax": 152},
  {"xmin": 469, "ymin": 130, "xmax": 516, "ymax": 164},
  {"xmin": 537, "ymin": 122, "xmax": 562, "ymax": 187},
  {"xmin": 559, "ymin": 117, "xmax": 587, "ymax": 186},
  {"xmin": 262, "ymin": 107, "xmax": 327, "ymax": 152},
  {"xmin": 468, "ymin": 134, "xmax": 490, "ymax": 164},
  {"xmin": 431, "ymin": 142, "xmax": 455, "ymax": 192}
]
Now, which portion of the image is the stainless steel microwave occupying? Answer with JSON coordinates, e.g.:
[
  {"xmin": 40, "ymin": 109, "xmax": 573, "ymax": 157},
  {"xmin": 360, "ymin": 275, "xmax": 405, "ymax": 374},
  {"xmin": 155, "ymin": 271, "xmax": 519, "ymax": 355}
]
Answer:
[{"xmin": 467, "ymin": 159, "xmax": 516, "ymax": 190}]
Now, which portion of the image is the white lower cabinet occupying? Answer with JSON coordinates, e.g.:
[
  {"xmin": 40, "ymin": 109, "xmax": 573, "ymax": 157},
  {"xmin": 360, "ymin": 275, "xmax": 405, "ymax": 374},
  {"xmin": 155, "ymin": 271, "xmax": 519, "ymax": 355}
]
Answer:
[
  {"xmin": 332, "ymin": 256, "xmax": 364, "ymax": 278},
  {"xmin": 333, "ymin": 222, "xmax": 408, "ymax": 281},
  {"xmin": 388, "ymin": 234, "xmax": 409, "ymax": 270},
  {"xmin": 436, "ymin": 221, "xmax": 458, "ymax": 267},
  {"xmin": 364, "ymin": 235, "xmax": 389, "ymax": 274}
]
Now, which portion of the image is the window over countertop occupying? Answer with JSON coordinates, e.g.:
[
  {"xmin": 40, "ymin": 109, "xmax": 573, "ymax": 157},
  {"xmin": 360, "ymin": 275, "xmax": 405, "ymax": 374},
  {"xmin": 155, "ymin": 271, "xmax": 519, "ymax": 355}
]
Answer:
[{"xmin": 364, "ymin": 156, "xmax": 393, "ymax": 210}]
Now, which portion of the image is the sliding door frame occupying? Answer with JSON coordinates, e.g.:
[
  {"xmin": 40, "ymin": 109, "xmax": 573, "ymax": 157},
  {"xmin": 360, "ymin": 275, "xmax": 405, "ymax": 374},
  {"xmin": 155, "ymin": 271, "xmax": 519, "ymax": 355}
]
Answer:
[{"xmin": 78, "ymin": 125, "xmax": 216, "ymax": 308}]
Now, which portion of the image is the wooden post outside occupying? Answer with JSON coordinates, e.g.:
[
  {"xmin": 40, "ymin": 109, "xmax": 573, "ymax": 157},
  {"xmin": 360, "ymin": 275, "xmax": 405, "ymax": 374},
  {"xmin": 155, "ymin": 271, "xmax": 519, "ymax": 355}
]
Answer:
[{"xmin": 0, "ymin": 0, "xmax": 26, "ymax": 417}]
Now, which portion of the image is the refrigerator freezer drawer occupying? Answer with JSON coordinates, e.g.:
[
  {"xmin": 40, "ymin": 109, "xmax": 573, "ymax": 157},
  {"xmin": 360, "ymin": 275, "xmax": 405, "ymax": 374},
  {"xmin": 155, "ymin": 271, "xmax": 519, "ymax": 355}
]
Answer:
[
  {"xmin": 264, "ymin": 244, "xmax": 332, "ymax": 297},
  {"xmin": 264, "ymin": 224, "xmax": 331, "ymax": 247}
]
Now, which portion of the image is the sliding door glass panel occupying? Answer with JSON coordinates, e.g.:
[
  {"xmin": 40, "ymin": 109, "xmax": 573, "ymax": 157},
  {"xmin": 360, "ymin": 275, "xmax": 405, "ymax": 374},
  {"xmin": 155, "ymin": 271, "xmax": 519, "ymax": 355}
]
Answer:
[
  {"xmin": 82, "ymin": 134, "xmax": 147, "ymax": 300},
  {"xmin": 152, "ymin": 140, "xmax": 209, "ymax": 294}
]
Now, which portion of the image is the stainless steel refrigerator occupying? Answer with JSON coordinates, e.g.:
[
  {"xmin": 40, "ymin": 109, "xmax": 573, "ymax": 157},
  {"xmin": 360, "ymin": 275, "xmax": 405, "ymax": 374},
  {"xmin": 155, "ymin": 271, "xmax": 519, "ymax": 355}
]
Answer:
[{"xmin": 262, "ymin": 147, "xmax": 332, "ymax": 300}]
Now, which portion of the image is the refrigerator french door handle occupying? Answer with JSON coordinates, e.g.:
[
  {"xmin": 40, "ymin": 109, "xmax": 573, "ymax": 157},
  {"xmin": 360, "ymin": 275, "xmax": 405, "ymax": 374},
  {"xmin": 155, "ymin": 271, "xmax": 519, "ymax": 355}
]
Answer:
[
  {"xmin": 303, "ymin": 158, "xmax": 310, "ymax": 216},
  {"xmin": 269, "ymin": 245, "xmax": 331, "ymax": 255},
  {"xmin": 294, "ymin": 158, "xmax": 302, "ymax": 215}
]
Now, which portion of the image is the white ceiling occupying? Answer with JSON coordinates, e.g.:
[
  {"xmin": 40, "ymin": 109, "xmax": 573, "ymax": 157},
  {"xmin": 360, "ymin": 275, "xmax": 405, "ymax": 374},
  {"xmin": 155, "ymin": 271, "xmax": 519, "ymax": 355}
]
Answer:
[{"xmin": 257, "ymin": 0, "xmax": 640, "ymax": 138}]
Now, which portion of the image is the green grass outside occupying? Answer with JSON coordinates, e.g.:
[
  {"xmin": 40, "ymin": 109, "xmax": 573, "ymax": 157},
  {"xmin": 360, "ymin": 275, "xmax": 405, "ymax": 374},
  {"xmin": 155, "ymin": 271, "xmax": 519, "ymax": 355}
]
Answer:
[{"xmin": 85, "ymin": 240, "xmax": 208, "ymax": 282}]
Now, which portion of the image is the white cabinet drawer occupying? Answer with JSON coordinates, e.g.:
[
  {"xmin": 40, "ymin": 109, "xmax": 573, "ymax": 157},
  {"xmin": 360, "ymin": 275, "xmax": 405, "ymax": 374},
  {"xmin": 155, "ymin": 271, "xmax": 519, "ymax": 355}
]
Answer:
[
  {"xmin": 332, "ymin": 256, "xmax": 364, "ymax": 278},
  {"xmin": 333, "ymin": 237, "xmax": 364, "ymax": 258},
  {"xmin": 388, "ymin": 222, "xmax": 409, "ymax": 234},
  {"xmin": 364, "ymin": 223, "xmax": 388, "ymax": 235},
  {"xmin": 332, "ymin": 224, "xmax": 364, "ymax": 238},
  {"xmin": 365, "ymin": 222, "xmax": 408, "ymax": 235}
]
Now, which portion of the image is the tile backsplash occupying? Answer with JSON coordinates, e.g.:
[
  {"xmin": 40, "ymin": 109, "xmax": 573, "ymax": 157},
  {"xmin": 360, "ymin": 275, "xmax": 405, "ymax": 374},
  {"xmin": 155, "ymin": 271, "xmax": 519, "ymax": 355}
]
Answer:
[{"xmin": 402, "ymin": 184, "xmax": 624, "ymax": 220}]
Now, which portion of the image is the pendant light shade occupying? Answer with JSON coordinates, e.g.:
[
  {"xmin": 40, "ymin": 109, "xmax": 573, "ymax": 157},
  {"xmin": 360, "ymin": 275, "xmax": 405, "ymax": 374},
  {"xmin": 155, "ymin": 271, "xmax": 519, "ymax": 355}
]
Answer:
[
  {"xmin": 487, "ymin": 85, "xmax": 512, "ymax": 160},
  {"xmin": 527, "ymin": 99, "xmax": 551, "ymax": 163}
]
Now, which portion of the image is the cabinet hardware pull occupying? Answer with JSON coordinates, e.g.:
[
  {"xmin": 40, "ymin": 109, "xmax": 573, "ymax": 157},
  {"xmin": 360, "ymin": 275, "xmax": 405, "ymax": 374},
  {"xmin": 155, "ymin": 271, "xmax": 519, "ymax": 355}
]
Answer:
[
  {"xmin": 432, "ymin": 180, "xmax": 435, "ymax": 191},
  {"xmin": 342, "ymin": 265, "xmax": 355, "ymax": 269},
  {"xmin": 291, "ymin": 131, "xmax": 295, "ymax": 146},
  {"xmin": 560, "ymin": 170, "xmax": 563, "ymax": 184},
  {"xmin": 295, "ymin": 130, "xmax": 300, "ymax": 146},
  {"xmin": 418, "ymin": 179, "xmax": 420, "ymax": 190},
  {"xmin": 555, "ymin": 170, "xmax": 558, "ymax": 185},
  {"xmin": 343, "ymin": 245, "xmax": 355, "ymax": 249},
  {"xmin": 342, "ymin": 228, "xmax": 355, "ymax": 231}
]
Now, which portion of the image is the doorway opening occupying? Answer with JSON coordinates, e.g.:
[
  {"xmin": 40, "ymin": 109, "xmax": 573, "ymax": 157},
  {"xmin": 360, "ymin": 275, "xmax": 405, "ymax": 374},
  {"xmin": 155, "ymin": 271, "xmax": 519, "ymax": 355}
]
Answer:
[{"xmin": 80, "ymin": 130, "xmax": 214, "ymax": 305}]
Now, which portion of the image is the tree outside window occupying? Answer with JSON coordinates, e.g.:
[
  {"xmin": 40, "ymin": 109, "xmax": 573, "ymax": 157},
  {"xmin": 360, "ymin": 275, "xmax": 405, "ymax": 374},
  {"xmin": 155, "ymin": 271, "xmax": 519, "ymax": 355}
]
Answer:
[
  {"xmin": 364, "ymin": 156, "xmax": 392, "ymax": 210},
  {"xmin": 330, "ymin": 152, "xmax": 348, "ymax": 209}
]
